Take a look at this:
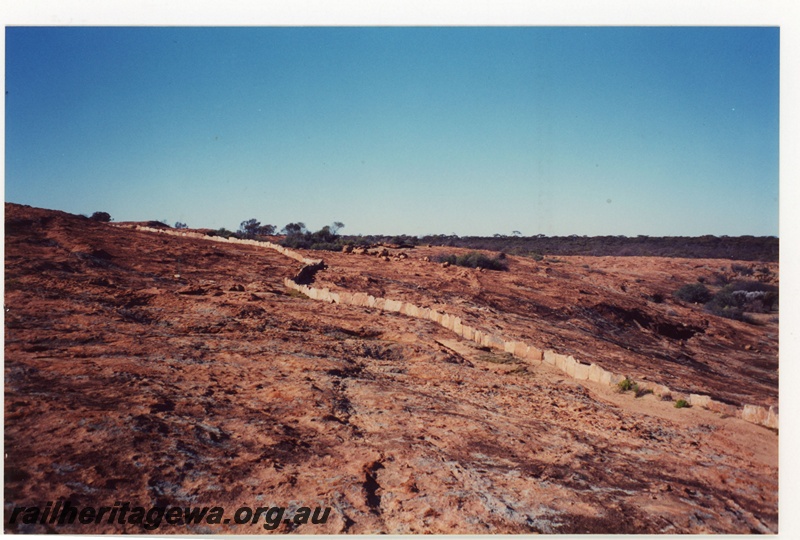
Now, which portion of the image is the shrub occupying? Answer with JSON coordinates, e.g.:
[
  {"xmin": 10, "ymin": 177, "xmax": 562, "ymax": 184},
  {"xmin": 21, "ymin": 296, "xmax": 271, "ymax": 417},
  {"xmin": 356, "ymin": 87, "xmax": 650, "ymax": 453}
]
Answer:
[
  {"xmin": 731, "ymin": 263, "xmax": 754, "ymax": 276},
  {"xmin": 712, "ymin": 273, "xmax": 731, "ymax": 286},
  {"xmin": 388, "ymin": 235, "xmax": 418, "ymax": 248},
  {"xmin": 435, "ymin": 252, "xmax": 508, "ymax": 271},
  {"xmin": 674, "ymin": 399, "xmax": 690, "ymax": 409},
  {"xmin": 704, "ymin": 290, "xmax": 748, "ymax": 322},
  {"xmin": 725, "ymin": 280, "xmax": 777, "ymax": 294},
  {"xmin": 207, "ymin": 228, "xmax": 237, "ymax": 239},
  {"xmin": 710, "ymin": 292, "xmax": 747, "ymax": 319},
  {"xmin": 617, "ymin": 378, "xmax": 653, "ymax": 397},
  {"xmin": 90, "ymin": 211, "xmax": 111, "ymax": 222},
  {"xmin": 341, "ymin": 236, "xmax": 372, "ymax": 248},
  {"xmin": 617, "ymin": 377, "xmax": 635, "ymax": 392},
  {"xmin": 673, "ymin": 283, "xmax": 713, "ymax": 304},
  {"xmin": 703, "ymin": 280, "xmax": 778, "ymax": 322},
  {"xmin": 308, "ymin": 242, "xmax": 343, "ymax": 252},
  {"xmin": 145, "ymin": 220, "xmax": 170, "ymax": 228},
  {"xmin": 280, "ymin": 222, "xmax": 346, "ymax": 251},
  {"xmin": 175, "ymin": 221, "xmax": 188, "ymax": 229}
]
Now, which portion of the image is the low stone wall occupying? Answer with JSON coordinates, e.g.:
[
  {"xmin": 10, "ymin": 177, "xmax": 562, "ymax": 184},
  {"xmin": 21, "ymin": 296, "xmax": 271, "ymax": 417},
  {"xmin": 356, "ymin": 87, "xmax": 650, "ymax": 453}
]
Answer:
[
  {"xmin": 132, "ymin": 226, "xmax": 322, "ymax": 266},
  {"xmin": 282, "ymin": 278, "xmax": 778, "ymax": 429},
  {"xmin": 741, "ymin": 404, "xmax": 779, "ymax": 429},
  {"xmin": 127, "ymin": 225, "xmax": 779, "ymax": 430}
]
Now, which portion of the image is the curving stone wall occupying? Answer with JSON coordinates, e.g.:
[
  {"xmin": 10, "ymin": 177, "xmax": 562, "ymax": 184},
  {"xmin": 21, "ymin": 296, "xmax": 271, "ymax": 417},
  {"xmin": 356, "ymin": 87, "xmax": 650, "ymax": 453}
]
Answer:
[
  {"xmin": 281, "ymin": 277, "xmax": 779, "ymax": 429},
  {"xmin": 132, "ymin": 226, "xmax": 322, "ymax": 266},
  {"xmin": 126, "ymin": 225, "xmax": 779, "ymax": 430}
]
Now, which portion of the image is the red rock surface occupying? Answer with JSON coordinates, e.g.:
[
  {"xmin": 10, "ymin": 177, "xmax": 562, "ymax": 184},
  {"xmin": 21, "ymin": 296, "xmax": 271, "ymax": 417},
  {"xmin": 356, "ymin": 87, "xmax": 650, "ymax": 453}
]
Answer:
[{"xmin": 5, "ymin": 203, "xmax": 778, "ymax": 533}]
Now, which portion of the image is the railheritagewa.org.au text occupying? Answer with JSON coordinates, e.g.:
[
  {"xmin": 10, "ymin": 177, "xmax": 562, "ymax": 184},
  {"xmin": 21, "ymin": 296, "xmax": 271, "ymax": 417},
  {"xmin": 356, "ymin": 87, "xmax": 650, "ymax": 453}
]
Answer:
[{"xmin": 7, "ymin": 500, "xmax": 331, "ymax": 531}]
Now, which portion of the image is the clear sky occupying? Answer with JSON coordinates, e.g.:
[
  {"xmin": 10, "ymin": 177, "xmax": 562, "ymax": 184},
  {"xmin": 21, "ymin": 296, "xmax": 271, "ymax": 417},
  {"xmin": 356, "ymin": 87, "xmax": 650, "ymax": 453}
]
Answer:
[{"xmin": 5, "ymin": 26, "xmax": 779, "ymax": 237}]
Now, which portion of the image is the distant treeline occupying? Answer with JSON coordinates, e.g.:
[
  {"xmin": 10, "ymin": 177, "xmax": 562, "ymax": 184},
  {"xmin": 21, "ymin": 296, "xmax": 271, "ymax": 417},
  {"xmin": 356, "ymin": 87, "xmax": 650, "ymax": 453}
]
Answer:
[
  {"xmin": 343, "ymin": 234, "xmax": 778, "ymax": 262},
  {"xmin": 191, "ymin": 213, "xmax": 777, "ymax": 261}
]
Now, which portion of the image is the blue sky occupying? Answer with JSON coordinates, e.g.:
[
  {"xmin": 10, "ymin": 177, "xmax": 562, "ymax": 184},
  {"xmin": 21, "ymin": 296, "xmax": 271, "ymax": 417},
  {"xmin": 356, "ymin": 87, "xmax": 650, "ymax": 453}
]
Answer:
[{"xmin": 5, "ymin": 26, "xmax": 779, "ymax": 236}]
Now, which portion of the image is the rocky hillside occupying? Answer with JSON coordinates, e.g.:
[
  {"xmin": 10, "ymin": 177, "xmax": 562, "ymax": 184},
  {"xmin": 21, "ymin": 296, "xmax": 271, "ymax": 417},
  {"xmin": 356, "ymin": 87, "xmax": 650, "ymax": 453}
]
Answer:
[{"xmin": 4, "ymin": 203, "xmax": 778, "ymax": 533}]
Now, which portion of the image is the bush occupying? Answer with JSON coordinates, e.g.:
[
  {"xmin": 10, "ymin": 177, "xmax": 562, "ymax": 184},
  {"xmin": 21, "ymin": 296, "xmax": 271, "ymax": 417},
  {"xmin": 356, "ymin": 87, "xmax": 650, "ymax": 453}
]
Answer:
[
  {"xmin": 308, "ymin": 242, "xmax": 343, "ymax": 252},
  {"xmin": 725, "ymin": 280, "xmax": 777, "ymax": 294},
  {"xmin": 435, "ymin": 252, "xmax": 508, "ymax": 271},
  {"xmin": 616, "ymin": 377, "xmax": 653, "ymax": 397},
  {"xmin": 90, "ymin": 211, "xmax": 112, "ymax": 222},
  {"xmin": 341, "ymin": 236, "xmax": 372, "ymax": 248},
  {"xmin": 712, "ymin": 273, "xmax": 731, "ymax": 286},
  {"xmin": 145, "ymin": 220, "xmax": 170, "ymax": 228},
  {"xmin": 701, "ymin": 280, "xmax": 777, "ymax": 322},
  {"xmin": 674, "ymin": 399, "xmax": 690, "ymax": 409},
  {"xmin": 673, "ymin": 283, "xmax": 713, "ymax": 304},
  {"xmin": 617, "ymin": 377, "xmax": 635, "ymax": 392},
  {"xmin": 388, "ymin": 235, "xmax": 418, "ymax": 248},
  {"xmin": 704, "ymin": 289, "xmax": 747, "ymax": 321},
  {"xmin": 206, "ymin": 228, "xmax": 237, "ymax": 239},
  {"xmin": 280, "ymin": 222, "xmax": 346, "ymax": 251}
]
